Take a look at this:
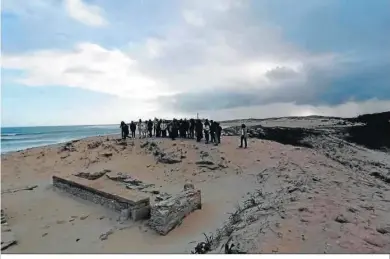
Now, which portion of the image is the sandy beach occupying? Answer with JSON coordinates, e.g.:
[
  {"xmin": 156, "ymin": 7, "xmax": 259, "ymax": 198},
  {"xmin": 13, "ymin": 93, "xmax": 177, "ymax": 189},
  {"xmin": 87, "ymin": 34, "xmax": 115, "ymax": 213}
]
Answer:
[{"xmin": 1, "ymin": 115, "xmax": 390, "ymax": 253}]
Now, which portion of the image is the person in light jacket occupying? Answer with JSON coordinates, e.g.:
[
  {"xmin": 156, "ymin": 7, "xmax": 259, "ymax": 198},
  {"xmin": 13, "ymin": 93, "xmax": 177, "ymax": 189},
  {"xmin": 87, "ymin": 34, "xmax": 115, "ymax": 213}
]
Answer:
[
  {"xmin": 204, "ymin": 119, "xmax": 210, "ymax": 144},
  {"xmin": 161, "ymin": 120, "xmax": 167, "ymax": 137},
  {"xmin": 142, "ymin": 120, "xmax": 148, "ymax": 138},
  {"xmin": 239, "ymin": 124, "xmax": 248, "ymax": 148}
]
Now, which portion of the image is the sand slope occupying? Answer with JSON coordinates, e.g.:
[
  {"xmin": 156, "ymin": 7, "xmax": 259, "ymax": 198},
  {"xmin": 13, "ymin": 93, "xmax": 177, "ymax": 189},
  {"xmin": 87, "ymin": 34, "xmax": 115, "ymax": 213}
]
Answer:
[{"xmin": 1, "ymin": 114, "xmax": 390, "ymax": 253}]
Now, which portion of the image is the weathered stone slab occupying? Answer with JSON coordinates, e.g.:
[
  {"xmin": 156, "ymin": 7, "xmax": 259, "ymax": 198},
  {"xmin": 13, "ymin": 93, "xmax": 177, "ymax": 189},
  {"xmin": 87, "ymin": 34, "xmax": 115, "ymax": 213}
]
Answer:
[
  {"xmin": 1, "ymin": 209, "xmax": 17, "ymax": 251},
  {"xmin": 149, "ymin": 185, "xmax": 202, "ymax": 235},
  {"xmin": 52, "ymin": 175, "xmax": 150, "ymax": 221}
]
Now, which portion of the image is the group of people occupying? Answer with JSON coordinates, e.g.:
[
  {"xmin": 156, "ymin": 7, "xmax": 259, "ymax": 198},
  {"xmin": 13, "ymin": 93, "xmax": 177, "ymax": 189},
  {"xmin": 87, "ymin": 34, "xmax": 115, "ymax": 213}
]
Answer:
[
  {"xmin": 120, "ymin": 119, "xmax": 249, "ymax": 148},
  {"xmin": 120, "ymin": 118, "xmax": 224, "ymax": 145}
]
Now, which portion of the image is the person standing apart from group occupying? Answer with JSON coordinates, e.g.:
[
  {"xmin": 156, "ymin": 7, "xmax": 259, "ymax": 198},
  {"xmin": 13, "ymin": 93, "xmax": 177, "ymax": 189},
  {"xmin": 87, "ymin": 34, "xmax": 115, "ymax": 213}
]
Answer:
[{"xmin": 239, "ymin": 124, "xmax": 248, "ymax": 148}]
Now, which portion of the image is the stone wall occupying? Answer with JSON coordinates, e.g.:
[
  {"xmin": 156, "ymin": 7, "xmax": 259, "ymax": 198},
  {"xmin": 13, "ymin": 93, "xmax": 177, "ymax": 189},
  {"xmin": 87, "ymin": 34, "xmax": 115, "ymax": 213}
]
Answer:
[
  {"xmin": 149, "ymin": 186, "xmax": 202, "ymax": 235},
  {"xmin": 52, "ymin": 176, "xmax": 150, "ymax": 221}
]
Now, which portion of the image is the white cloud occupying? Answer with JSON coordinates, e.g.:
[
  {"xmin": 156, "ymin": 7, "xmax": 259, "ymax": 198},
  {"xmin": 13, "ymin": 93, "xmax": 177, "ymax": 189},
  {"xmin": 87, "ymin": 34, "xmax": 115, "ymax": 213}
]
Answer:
[
  {"xmin": 64, "ymin": 0, "xmax": 107, "ymax": 27},
  {"xmin": 2, "ymin": 43, "xmax": 169, "ymax": 100},
  {"xmin": 182, "ymin": 10, "xmax": 205, "ymax": 27},
  {"xmin": 2, "ymin": 0, "xmax": 389, "ymax": 125},
  {"xmin": 203, "ymin": 99, "xmax": 390, "ymax": 121}
]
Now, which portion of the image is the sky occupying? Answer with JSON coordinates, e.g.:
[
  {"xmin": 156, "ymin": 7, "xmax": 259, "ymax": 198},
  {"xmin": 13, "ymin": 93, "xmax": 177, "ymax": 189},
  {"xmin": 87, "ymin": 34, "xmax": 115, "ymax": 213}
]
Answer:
[{"xmin": 1, "ymin": 0, "xmax": 390, "ymax": 126}]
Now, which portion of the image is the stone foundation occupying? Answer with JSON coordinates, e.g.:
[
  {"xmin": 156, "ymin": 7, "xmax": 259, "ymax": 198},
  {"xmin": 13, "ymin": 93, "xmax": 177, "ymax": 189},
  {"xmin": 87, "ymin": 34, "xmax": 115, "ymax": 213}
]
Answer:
[
  {"xmin": 149, "ymin": 186, "xmax": 202, "ymax": 235},
  {"xmin": 52, "ymin": 176, "xmax": 150, "ymax": 221}
]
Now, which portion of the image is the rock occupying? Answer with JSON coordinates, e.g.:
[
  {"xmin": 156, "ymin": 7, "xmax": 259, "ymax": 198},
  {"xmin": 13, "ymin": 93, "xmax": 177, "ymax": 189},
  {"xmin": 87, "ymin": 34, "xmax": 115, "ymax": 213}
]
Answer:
[
  {"xmin": 348, "ymin": 207, "xmax": 358, "ymax": 213},
  {"xmin": 155, "ymin": 192, "xmax": 172, "ymax": 202},
  {"xmin": 149, "ymin": 188, "xmax": 202, "ymax": 235},
  {"xmin": 298, "ymin": 207, "xmax": 309, "ymax": 212},
  {"xmin": 157, "ymin": 155, "xmax": 182, "ymax": 164},
  {"xmin": 80, "ymin": 215, "xmax": 89, "ymax": 220},
  {"xmin": 140, "ymin": 141, "xmax": 149, "ymax": 148},
  {"xmin": 101, "ymin": 152, "xmax": 113, "ymax": 158},
  {"xmin": 335, "ymin": 214, "xmax": 350, "ymax": 224},
  {"xmin": 195, "ymin": 160, "xmax": 214, "ymax": 166},
  {"xmin": 87, "ymin": 141, "xmax": 102, "ymax": 149},
  {"xmin": 61, "ymin": 143, "xmax": 76, "ymax": 152},
  {"xmin": 363, "ymin": 236, "xmax": 386, "ymax": 247},
  {"xmin": 1, "ymin": 231, "xmax": 17, "ymax": 251},
  {"xmin": 376, "ymin": 224, "xmax": 390, "ymax": 234},
  {"xmin": 74, "ymin": 171, "xmax": 107, "ymax": 180},
  {"xmin": 42, "ymin": 233, "xmax": 48, "ymax": 237},
  {"xmin": 106, "ymin": 172, "xmax": 130, "ymax": 181},
  {"xmin": 99, "ymin": 229, "xmax": 114, "ymax": 241},
  {"xmin": 184, "ymin": 183, "xmax": 194, "ymax": 191}
]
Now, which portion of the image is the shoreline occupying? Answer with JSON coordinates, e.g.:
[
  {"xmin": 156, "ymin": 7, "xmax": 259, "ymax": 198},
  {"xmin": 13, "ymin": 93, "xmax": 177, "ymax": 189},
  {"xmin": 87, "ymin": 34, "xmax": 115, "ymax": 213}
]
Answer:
[{"xmin": 1, "ymin": 133, "xmax": 120, "ymax": 155}]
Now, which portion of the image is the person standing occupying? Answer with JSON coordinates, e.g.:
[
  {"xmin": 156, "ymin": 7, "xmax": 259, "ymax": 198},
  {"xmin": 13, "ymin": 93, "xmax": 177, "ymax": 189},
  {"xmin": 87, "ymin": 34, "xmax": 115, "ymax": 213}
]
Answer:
[
  {"xmin": 137, "ymin": 119, "xmax": 142, "ymax": 138},
  {"xmin": 147, "ymin": 119, "xmax": 153, "ymax": 137},
  {"xmin": 142, "ymin": 120, "xmax": 148, "ymax": 138},
  {"xmin": 123, "ymin": 122, "xmax": 129, "ymax": 139},
  {"xmin": 161, "ymin": 120, "xmax": 167, "ymax": 137},
  {"xmin": 210, "ymin": 120, "xmax": 216, "ymax": 143},
  {"xmin": 120, "ymin": 121, "xmax": 126, "ymax": 139},
  {"xmin": 153, "ymin": 118, "xmax": 158, "ymax": 137},
  {"xmin": 156, "ymin": 119, "xmax": 162, "ymax": 137},
  {"xmin": 130, "ymin": 121, "xmax": 136, "ymax": 138},
  {"xmin": 216, "ymin": 122, "xmax": 222, "ymax": 144},
  {"xmin": 189, "ymin": 119, "xmax": 195, "ymax": 139},
  {"xmin": 195, "ymin": 119, "xmax": 203, "ymax": 142},
  {"xmin": 171, "ymin": 119, "xmax": 178, "ymax": 140},
  {"xmin": 239, "ymin": 124, "xmax": 248, "ymax": 148},
  {"xmin": 204, "ymin": 119, "xmax": 210, "ymax": 144}
]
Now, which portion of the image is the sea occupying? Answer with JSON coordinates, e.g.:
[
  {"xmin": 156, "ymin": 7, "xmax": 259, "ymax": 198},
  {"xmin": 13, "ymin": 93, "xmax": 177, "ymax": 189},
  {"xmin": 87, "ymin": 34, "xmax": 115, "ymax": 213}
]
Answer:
[{"xmin": 1, "ymin": 125, "xmax": 120, "ymax": 154}]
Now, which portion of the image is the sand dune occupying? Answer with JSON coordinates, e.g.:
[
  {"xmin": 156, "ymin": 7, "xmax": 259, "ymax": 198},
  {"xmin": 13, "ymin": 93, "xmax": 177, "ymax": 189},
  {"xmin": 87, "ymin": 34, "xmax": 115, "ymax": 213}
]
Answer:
[{"xmin": 1, "ymin": 112, "xmax": 390, "ymax": 253}]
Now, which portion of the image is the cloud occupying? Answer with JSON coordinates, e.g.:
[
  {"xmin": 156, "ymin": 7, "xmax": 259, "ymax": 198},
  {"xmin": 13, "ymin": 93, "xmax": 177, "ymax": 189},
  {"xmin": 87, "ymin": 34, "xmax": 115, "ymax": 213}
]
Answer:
[
  {"xmin": 64, "ymin": 0, "xmax": 107, "ymax": 27},
  {"xmin": 2, "ymin": 0, "xmax": 390, "ymax": 125},
  {"xmin": 2, "ymin": 43, "xmax": 165, "ymax": 100},
  {"xmin": 182, "ymin": 10, "xmax": 205, "ymax": 27},
  {"xmin": 201, "ymin": 99, "xmax": 390, "ymax": 121}
]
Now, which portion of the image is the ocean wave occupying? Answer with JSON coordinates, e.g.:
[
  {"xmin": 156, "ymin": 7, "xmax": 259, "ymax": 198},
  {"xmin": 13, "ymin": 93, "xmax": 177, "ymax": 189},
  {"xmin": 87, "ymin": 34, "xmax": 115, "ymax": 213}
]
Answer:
[
  {"xmin": 1, "ymin": 132, "xmax": 45, "ymax": 137},
  {"xmin": 82, "ymin": 125, "xmax": 117, "ymax": 129},
  {"xmin": 1, "ymin": 133, "xmax": 18, "ymax": 137}
]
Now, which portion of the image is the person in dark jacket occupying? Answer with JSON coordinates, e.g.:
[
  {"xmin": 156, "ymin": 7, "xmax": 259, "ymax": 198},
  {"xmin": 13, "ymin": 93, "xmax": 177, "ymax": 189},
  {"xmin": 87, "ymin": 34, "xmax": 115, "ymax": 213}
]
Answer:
[
  {"xmin": 147, "ymin": 119, "xmax": 153, "ymax": 137},
  {"xmin": 120, "ymin": 121, "xmax": 125, "ymax": 139},
  {"xmin": 130, "ymin": 121, "xmax": 136, "ymax": 138},
  {"xmin": 210, "ymin": 120, "xmax": 216, "ymax": 143},
  {"xmin": 239, "ymin": 124, "xmax": 248, "ymax": 148},
  {"xmin": 216, "ymin": 122, "xmax": 222, "ymax": 144},
  {"xmin": 195, "ymin": 119, "xmax": 203, "ymax": 142},
  {"xmin": 171, "ymin": 119, "xmax": 178, "ymax": 140},
  {"xmin": 156, "ymin": 119, "xmax": 162, "ymax": 137},
  {"xmin": 120, "ymin": 121, "xmax": 129, "ymax": 140},
  {"xmin": 179, "ymin": 119, "xmax": 184, "ymax": 138}
]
